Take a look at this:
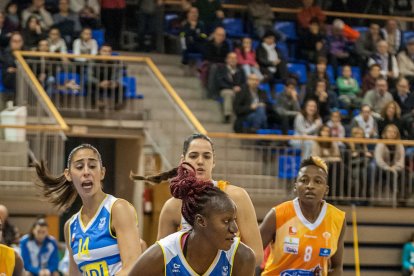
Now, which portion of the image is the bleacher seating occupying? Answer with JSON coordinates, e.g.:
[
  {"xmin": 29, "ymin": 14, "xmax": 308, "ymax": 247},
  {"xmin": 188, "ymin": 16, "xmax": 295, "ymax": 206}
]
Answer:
[
  {"xmin": 287, "ymin": 63, "xmax": 307, "ymax": 84},
  {"xmin": 92, "ymin": 29, "xmax": 105, "ymax": 48}
]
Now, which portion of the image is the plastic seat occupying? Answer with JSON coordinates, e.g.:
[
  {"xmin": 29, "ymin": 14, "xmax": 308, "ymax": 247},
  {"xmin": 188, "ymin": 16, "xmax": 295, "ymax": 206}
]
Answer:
[
  {"xmin": 92, "ymin": 29, "xmax": 105, "ymax": 48},
  {"xmin": 122, "ymin": 76, "xmax": 137, "ymax": 98},
  {"xmin": 278, "ymin": 155, "xmax": 301, "ymax": 179},
  {"xmin": 222, "ymin": 18, "xmax": 247, "ymax": 38},
  {"xmin": 277, "ymin": 41, "xmax": 289, "ymax": 59},
  {"xmin": 404, "ymin": 31, "xmax": 414, "ymax": 44},
  {"xmin": 257, "ymin": 129, "xmax": 282, "ymax": 135},
  {"xmin": 287, "ymin": 63, "xmax": 307, "ymax": 84},
  {"xmin": 274, "ymin": 21, "xmax": 297, "ymax": 40},
  {"xmin": 275, "ymin": 83, "xmax": 285, "ymax": 94}
]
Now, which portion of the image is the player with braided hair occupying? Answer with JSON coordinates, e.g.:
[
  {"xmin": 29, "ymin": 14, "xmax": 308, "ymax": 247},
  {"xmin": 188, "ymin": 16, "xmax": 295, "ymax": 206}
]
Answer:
[
  {"xmin": 129, "ymin": 163, "xmax": 256, "ymax": 276},
  {"xmin": 260, "ymin": 156, "xmax": 346, "ymax": 276}
]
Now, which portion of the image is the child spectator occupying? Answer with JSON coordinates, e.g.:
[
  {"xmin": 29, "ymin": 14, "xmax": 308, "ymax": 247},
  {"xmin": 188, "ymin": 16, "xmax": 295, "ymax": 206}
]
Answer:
[
  {"xmin": 326, "ymin": 110, "xmax": 345, "ymax": 145},
  {"xmin": 235, "ymin": 37, "xmax": 263, "ymax": 80},
  {"xmin": 72, "ymin": 27, "xmax": 98, "ymax": 61},
  {"xmin": 311, "ymin": 124, "xmax": 341, "ymax": 163},
  {"xmin": 47, "ymin": 27, "xmax": 67, "ymax": 53},
  {"xmin": 337, "ymin": 65, "xmax": 360, "ymax": 109},
  {"xmin": 362, "ymin": 63, "xmax": 381, "ymax": 96}
]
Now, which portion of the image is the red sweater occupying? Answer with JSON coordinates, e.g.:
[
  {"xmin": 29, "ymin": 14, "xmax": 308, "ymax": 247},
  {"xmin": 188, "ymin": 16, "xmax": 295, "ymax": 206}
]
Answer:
[
  {"xmin": 297, "ymin": 6, "xmax": 326, "ymax": 29},
  {"xmin": 101, "ymin": 0, "xmax": 125, "ymax": 9},
  {"xmin": 235, "ymin": 48, "xmax": 258, "ymax": 67}
]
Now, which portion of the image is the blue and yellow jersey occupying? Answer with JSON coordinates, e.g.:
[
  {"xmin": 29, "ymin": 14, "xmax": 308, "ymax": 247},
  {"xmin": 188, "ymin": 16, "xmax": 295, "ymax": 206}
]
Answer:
[{"xmin": 69, "ymin": 194, "xmax": 127, "ymax": 276}]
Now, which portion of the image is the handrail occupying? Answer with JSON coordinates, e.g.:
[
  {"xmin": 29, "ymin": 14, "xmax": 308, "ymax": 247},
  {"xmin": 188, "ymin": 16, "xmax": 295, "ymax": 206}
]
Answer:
[
  {"xmin": 164, "ymin": 0, "xmax": 414, "ymax": 22},
  {"xmin": 207, "ymin": 132, "xmax": 414, "ymax": 146},
  {"xmin": 14, "ymin": 51, "xmax": 69, "ymax": 132},
  {"xmin": 351, "ymin": 205, "xmax": 361, "ymax": 276},
  {"xmin": 0, "ymin": 124, "xmax": 67, "ymax": 131},
  {"xmin": 18, "ymin": 51, "xmax": 147, "ymax": 62}
]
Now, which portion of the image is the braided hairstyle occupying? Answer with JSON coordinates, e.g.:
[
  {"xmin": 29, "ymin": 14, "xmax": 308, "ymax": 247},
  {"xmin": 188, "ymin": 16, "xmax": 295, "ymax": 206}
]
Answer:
[
  {"xmin": 170, "ymin": 162, "xmax": 229, "ymax": 227},
  {"xmin": 299, "ymin": 156, "xmax": 328, "ymax": 175}
]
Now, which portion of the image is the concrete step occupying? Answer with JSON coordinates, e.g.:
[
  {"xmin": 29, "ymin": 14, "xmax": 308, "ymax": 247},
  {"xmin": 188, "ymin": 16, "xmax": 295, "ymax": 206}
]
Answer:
[
  {"xmin": 0, "ymin": 152, "xmax": 28, "ymax": 167},
  {"xmin": 157, "ymin": 64, "xmax": 187, "ymax": 77},
  {"xmin": 184, "ymin": 99, "xmax": 220, "ymax": 111},
  {"xmin": 214, "ymin": 160, "xmax": 265, "ymax": 175},
  {"xmin": 165, "ymin": 75, "xmax": 203, "ymax": 90},
  {"xmin": 0, "ymin": 140, "xmax": 28, "ymax": 153},
  {"xmin": 214, "ymin": 173, "xmax": 285, "ymax": 190},
  {"xmin": 0, "ymin": 167, "xmax": 36, "ymax": 182},
  {"xmin": 203, "ymin": 122, "xmax": 234, "ymax": 132}
]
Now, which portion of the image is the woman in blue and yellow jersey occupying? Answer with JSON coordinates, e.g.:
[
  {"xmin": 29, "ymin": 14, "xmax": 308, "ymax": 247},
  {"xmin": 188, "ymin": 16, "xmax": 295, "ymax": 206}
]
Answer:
[
  {"xmin": 129, "ymin": 162, "xmax": 256, "ymax": 276},
  {"xmin": 131, "ymin": 133, "xmax": 264, "ymax": 266},
  {"xmin": 36, "ymin": 144, "xmax": 142, "ymax": 276},
  {"xmin": 260, "ymin": 156, "xmax": 346, "ymax": 276},
  {"xmin": 0, "ymin": 217, "xmax": 23, "ymax": 276}
]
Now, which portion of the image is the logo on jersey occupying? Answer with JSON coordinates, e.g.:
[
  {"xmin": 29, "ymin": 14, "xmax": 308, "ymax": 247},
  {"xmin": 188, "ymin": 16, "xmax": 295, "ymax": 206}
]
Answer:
[
  {"xmin": 82, "ymin": 261, "xmax": 109, "ymax": 276},
  {"xmin": 281, "ymin": 269, "xmax": 314, "ymax": 276},
  {"xmin": 289, "ymin": 226, "xmax": 297, "ymax": 235},
  {"xmin": 283, "ymin": 237, "xmax": 299, "ymax": 254},
  {"xmin": 172, "ymin": 263, "xmax": 181, "ymax": 273},
  {"xmin": 71, "ymin": 233, "xmax": 75, "ymax": 243},
  {"xmin": 322, "ymin": 232, "xmax": 331, "ymax": 240},
  {"xmin": 222, "ymin": 265, "xmax": 229, "ymax": 276},
  {"xmin": 319, "ymin": 248, "xmax": 331, "ymax": 257},
  {"xmin": 98, "ymin": 217, "xmax": 106, "ymax": 230}
]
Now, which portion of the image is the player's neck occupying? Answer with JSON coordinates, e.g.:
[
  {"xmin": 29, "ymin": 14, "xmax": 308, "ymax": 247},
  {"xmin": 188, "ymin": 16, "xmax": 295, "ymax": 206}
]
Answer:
[
  {"xmin": 185, "ymin": 231, "xmax": 218, "ymax": 273},
  {"xmin": 298, "ymin": 200, "xmax": 323, "ymax": 223},
  {"xmin": 81, "ymin": 191, "xmax": 106, "ymax": 217}
]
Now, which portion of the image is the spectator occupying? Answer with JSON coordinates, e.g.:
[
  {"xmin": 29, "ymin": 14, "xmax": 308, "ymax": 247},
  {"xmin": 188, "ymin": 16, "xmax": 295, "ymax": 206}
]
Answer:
[
  {"xmin": 47, "ymin": 27, "xmax": 67, "ymax": 53},
  {"xmin": 351, "ymin": 104, "xmax": 378, "ymax": 138},
  {"xmin": 256, "ymin": 30, "xmax": 288, "ymax": 89},
  {"xmin": 247, "ymin": 0, "xmax": 274, "ymax": 38},
  {"xmin": 367, "ymin": 40, "xmax": 399, "ymax": 84},
  {"xmin": 52, "ymin": 0, "xmax": 82, "ymax": 46},
  {"xmin": 0, "ymin": 217, "xmax": 24, "ymax": 276},
  {"xmin": 34, "ymin": 39, "xmax": 56, "ymax": 94},
  {"xmin": 20, "ymin": 218, "xmax": 59, "ymax": 276},
  {"xmin": 356, "ymin": 23, "xmax": 383, "ymax": 63},
  {"xmin": 22, "ymin": 0, "xmax": 53, "ymax": 31},
  {"xmin": 233, "ymin": 73, "xmax": 267, "ymax": 133},
  {"xmin": 0, "ymin": 12, "xmax": 12, "ymax": 50},
  {"xmin": 0, "ymin": 205, "xmax": 18, "ymax": 248},
  {"xmin": 401, "ymin": 107, "xmax": 414, "ymax": 139},
  {"xmin": 4, "ymin": 2, "xmax": 20, "ymax": 32},
  {"xmin": 327, "ymin": 19, "xmax": 352, "ymax": 74},
  {"xmin": 297, "ymin": 0, "xmax": 326, "ymax": 31},
  {"xmin": 274, "ymin": 78, "xmax": 301, "ymax": 134},
  {"xmin": 101, "ymin": 0, "xmax": 125, "ymax": 50},
  {"xmin": 307, "ymin": 56, "xmax": 332, "ymax": 95},
  {"xmin": 378, "ymin": 101, "xmax": 402, "ymax": 136},
  {"xmin": 193, "ymin": 0, "xmax": 224, "ymax": 34},
  {"xmin": 363, "ymin": 76, "xmax": 394, "ymax": 115},
  {"xmin": 397, "ymin": 37, "xmax": 414, "ymax": 86},
  {"xmin": 2, "ymin": 32, "xmax": 24, "ymax": 103},
  {"xmin": 326, "ymin": 110, "xmax": 346, "ymax": 141},
  {"xmin": 136, "ymin": 0, "xmax": 160, "ymax": 52},
  {"xmin": 216, "ymin": 52, "xmax": 246, "ymax": 123},
  {"xmin": 304, "ymin": 79, "xmax": 338, "ymax": 119},
  {"xmin": 381, "ymin": 19, "xmax": 403, "ymax": 55},
  {"xmin": 290, "ymin": 99, "xmax": 323, "ymax": 158},
  {"xmin": 22, "ymin": 16, "xmax": 45, "ymax": 50},
  {"xmin": 402, "ymin": 233, "xmax": 414, "ymax": 276},
  {"xmin": 392, "ymin": 77, "xmax": 414, "ymax": 115},
  {"xmin": 180, "ymin": 7, "xmax": 207, "ymax": 65},
  {"xmin": 362, "ymin": 63, "xmax": 381, "ymax": 96},
  {"xmin": 337, "ymin": 64, "xmax": 361, "ymax": 109},
  {"xmin": 72, "ymin": 27, "xmax": 98, "ymax": 61},
  {"xmin": 299, "ymin": 18, "xmax": 327, "ymax": 63},
  {"xmin": 235, "ymin": 37, "xmax": 263, "ymax": 80},
  {"xmin": 70, "ymin": 0, "xmax": 100, "ymax": 28}
]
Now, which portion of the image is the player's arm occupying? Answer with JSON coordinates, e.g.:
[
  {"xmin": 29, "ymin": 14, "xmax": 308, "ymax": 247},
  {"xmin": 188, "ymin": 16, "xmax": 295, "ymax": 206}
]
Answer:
[
  {"xmin": 259, "ymin": 208, "xmax": 276, "ymax": 248},
  {"xmin": 230, "ymin": 186, "xmax": 264, "ymax": 266},
  {"xmin": 329, "ymin": 219, "xmax": 347, "ymax": 276},
  {"xmin": 111, "ymin": 199, "xmax": 142, "ymax": 275},
  {"xmin": 128, "ymin": 243, "xmax": 165, "ymax": 276},
  {"xmin": 13, "ymin": 252, "xmax": 23, "ymax": 276},
  {"xmin": 64, "ymin": 220, "xmax": 82, "ymax": 276},
  {"xmin": 232, "ymin": 243, "xmax": 256, "ymax": 276},
  {"xmin": 157, "ymin": 198, "xmax": 181, "ymax": 240}
]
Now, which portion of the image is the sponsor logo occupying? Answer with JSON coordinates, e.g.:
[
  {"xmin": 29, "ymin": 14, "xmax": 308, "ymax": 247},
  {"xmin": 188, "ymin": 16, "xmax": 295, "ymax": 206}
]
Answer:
[
  {"xmin": 319, "ymin": 248, "xmax": 331, "ymax": 257},
  {"xmin": 322, "ymin": 232, "xmax": 331, "ymax": 239},
  {"xmin": 283, "ymin": 237, "xmax": 299, "ymax": 255},
  {"xmin": 82, "ymin": 261, "xmax": 109, "ymax": 276},
  {"xmin": 222, "ymin": 265, "xmax": 229, "ymax": 276},
  {"xmin": 289, "ymin": 226, "xmax": 297, "ymax": 235},
  {"xmin": 281, "ymin": 269, "xmax": 313, "ymax": 276},
  {"xmin": 172, "ymin": 263, "xmax": 181, "ymax": 273},
  {"xmin": 304, "ymin": 234, "xmax": 317, "ymax": 239},
  {"xmin": 98, "ymin": 217, "xmax": 106, "ymax": 230}
]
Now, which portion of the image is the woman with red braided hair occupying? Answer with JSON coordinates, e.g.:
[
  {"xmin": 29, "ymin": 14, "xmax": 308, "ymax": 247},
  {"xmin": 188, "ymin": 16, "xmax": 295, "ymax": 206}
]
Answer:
[
  {"xmin": 131, "ymin": 133, "xmax": 263, "ymax": 266},
  {"xmin": 129, "ymin": 163, "xmax": 256, "ymax": 275}
]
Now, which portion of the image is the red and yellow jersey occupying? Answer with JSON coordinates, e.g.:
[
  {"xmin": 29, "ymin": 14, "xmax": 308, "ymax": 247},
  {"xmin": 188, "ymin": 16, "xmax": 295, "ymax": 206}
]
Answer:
[
  {"xmin": 262, "ymin": 198, "xmax": 345, "ymax": 276},
  {"xmin": 0, "ymin": 244, "xmax": 15, "ymax": 275}
]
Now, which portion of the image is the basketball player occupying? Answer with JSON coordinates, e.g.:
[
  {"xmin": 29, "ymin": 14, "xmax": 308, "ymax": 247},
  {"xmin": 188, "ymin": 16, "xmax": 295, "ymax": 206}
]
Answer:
[
  {"xmin": 131, "ymin": 133, "xmax": 264, "ymax": 265},
  {"xmin": 35, "ymin": 144, "xmax": 142, "ymax": 275},
  {"xmin": 0, "ymin": 217, "xmax": 23, "ymax": 276},
  {"xmin": 129, "ymin": 163, "xmax": 256, "ymax": 275},
  {"xmin": 260, "ymin": 156, "xmax": 346, "ymax": 275}
]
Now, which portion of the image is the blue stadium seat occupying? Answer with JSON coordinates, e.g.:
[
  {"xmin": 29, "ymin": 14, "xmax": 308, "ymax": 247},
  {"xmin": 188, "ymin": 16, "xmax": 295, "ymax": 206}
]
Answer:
[
  {"xmin": 326, "ymin": 65, "xmax": 335, "ymax": 85},
  {"xmin": 339, "ymin": 109, "xmax": 348, "ymax": 117},
  {"xmin": 92, "ymin": 29, "xmax": 105, "ymax": 48},
  {"xmin": 275, "ymin": 83, "xmax": 285, "ymax": 94},
  {"xmin": 122, "ymin": 76, "xmax": 137, "ymax": 98},
  {"xmin": 164, "ymin": 13, "xmax": 180, "ymax": 35},
  {"xmin": 277, "ymin": 41, "xmax": 289, "ymax": 59},
  {"xmin": 287, "ymin": 63, "xmax": 307, "ymax": 84},
  {"xmin": 337, "ymin": 66, "xmax": 362, "ymax": 85},
  {"xmin": 352, "ymin": 26, "xmax": 369, "ymax": 35},
  {"xmin": 278, "ymin": 155, "xmax": 301, "ymax": 179},
  {"xmin": 274, "ymin": 21, "xmax": 297, "ymax": 40},
  {"xmin": 56, "ymin": 72, "xmax": 83, "ymax": 95},
  {"xmin": 222, "ymin": 18, "xmax": 247, "ymax": 38},
  {"xmin": 257, "ymin": 129, "xmax": 282, "ymax": 135},
  {"xmin": 404, "ymin": 31, "xmax": 414, "ymax": 44},
  {"xmin": 0, "ymin": 65, "xmax": 4, "ymax": 93}
]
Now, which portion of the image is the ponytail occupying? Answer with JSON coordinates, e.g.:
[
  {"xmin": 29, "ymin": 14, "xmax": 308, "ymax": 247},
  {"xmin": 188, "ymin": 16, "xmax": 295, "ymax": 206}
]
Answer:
[{"xmin": 130, "ymin": 167, "xmax": 178, "ymax": 184}]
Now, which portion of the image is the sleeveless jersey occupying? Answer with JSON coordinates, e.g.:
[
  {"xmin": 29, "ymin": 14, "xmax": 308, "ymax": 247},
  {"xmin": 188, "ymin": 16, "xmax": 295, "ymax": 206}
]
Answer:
[
  {"xmin": 68, "ymin": 195, "xmax": 124, "ymax": 276},
  {"xmin": 262, "ymin": 198, "xmax": 345, "ymax": 276},
  {"xmin": 0, "ymin": 244, "xmax": 15, "ymax": 275},
  {"xmin": 158, "ymin": 230, "xmax": 240, "ymax": 276},
  {"xmin": 180, "ymin": 180, "xmax": 228, "ymax": 231}
]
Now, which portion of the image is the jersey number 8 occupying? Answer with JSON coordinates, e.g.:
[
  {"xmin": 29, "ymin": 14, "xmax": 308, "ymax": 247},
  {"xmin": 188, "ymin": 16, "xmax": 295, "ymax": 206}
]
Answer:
[{"xmin": 304, "ymin": 246, "xmax": 312, "ymax": 262}]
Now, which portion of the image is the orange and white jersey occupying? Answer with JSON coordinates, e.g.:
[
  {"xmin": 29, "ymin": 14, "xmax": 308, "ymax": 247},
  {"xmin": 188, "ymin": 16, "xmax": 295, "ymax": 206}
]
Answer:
[{"xmin": 262, "ymin": 198, "xmax": 345, "ymax": 276}]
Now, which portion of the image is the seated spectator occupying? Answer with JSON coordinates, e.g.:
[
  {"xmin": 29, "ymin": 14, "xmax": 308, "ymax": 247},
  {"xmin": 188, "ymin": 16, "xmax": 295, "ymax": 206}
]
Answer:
[
  {"xmin": 311, "ymin": 124, "xmax": 341, "ymax": 162},
  {"xmin": 397, "ymin": 37, "xmax": 414, "ymax": 87},
  {"xmin": 304, "ymin": 79, "xmax": 338, "ymax": 120},
  {"xmin": 235, "ymin": 37, "xmax": 263, "ymax": 80},
  {"xmin": 4, "ymin": 2, "xmax": 20, "ymax": 32},
  {"xmin": 20, "ymin": 218, "xmax": 59, "ymax": 276},
  {"xmin": 327, "ymin": 19, "xmax": 352, "ymax": 74},
  {"xmin": 247, "ymin": 0, "xmax": 274, "ymax": 38},
  {"xmin": 362, "ymin": 63, "xmax": 381, "ymax": 96},
  {"xmin": 216, "ymin": 52, "xmax": 246, "ymax": 123},
  {"xmin": 2, "ymin": 32, "xmax": 24, "ymax": 103},
  {"xmin": 363, "ymin": 76, "xmax": 393, "ymax": 116},
  {"xmin": 72, "ymin": 27, "xmax": 98, "ymax": 61},
  {"xmin": 70, "ymin": 0, "xmax": 100, "ymax": 28},
  {"xmin": 256, "ymin": 30, "xmax": 288, "ymax": 89},
  {"xmin": 378, "ymin": 101, "xmax": 402, "ymax": 136},
  {"xmin": 367, "ymin": 40, "xmax": 399, "ymax": 85},
  {"xmin": 52, "ymin": 0, "xmax": 82, "ymax": 46},
  {"xmin": 307, "ymin": 56, "xmax": 332, "ymax": 94},
  {"xmin": 233, "ymin": 73, "xmax": 267, "ymax": 133},
  {"xmin": 297, "ymin": 0, "xmax": 326, "ymax": 32},
  {"xmin": 0, "ymin": 217, "xmax": 24, "ymax": 276},
  {"xmin": 193, "ymin": 0, "xmax": 224, "ymax": 34},
  {"xmin": 34, "ymin": 39, "xmax": 57, "ymax": 94},
  {"xmin": 0, "ymin": 12, "xmax": 13, "ymax": 50},
  {"xmin": 180, "ymin": 7, "xmax": 207, "ymax": 65},
  {"xmin": 326, "ymin": 110, "xmax": 345, "ymax": 144},
  {"xmin": 273, "ymin": 78, "xmax": 301, "ymax": 134},
  {"xmin": 22, "ymin": 16, "xmax": 46, "ymax": 50},
  {"xmin": 355, "ymin": 23, "xmax": 383, "ymax": 63},
  {"xmin": 290, "ymin": 99, "xmax": 323, "ymax": 158},
  {"xmin": 381, "ymin": 19, "xmax": 403, "ymax": 55},
  {"xmin": 47, "ymin": 27, "xmax": 67, "ymax": 53},
  {"xmin": 402, "ymin": 233, "xmax": 414, "ymax": 276},
  {"xmin": 351, "ymin": 104, "xmax": 378, "ymax": 138},
  {"xmin": 392, "ymin": 77, "xmax": 414, "ymax": 115},
  {"xmin": 22, "ymin": 0, "xmax": 53, "ymax": 31},
  {"xmin": 337, "ymin": 64, "xmax": 361, "ymax": 109},
  {"xmin": 299, "ymin": 18, "xmax": 328, "ymax": 63},
  {"xmin": 402, "ymin": 106, "xmax": 414, "ymax": 139}
]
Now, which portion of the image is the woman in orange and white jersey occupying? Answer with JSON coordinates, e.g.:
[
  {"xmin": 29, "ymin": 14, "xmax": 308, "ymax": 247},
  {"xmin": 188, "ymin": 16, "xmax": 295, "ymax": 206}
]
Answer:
[{"xmin": 260, "ymin": 156, "xmax": 346, "ymax": 276}]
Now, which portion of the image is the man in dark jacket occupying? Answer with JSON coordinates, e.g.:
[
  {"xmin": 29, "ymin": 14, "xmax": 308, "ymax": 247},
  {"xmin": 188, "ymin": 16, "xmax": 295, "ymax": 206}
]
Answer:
[{"xmin": 392, "ymin": 77, "xmax": 414, "ymax": 116}]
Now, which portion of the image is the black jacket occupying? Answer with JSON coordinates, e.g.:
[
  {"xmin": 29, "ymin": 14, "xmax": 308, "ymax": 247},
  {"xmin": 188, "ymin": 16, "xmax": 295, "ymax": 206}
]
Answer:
[
  {"xmin": 216, "ymin": 64, "xmax": 246, "ymax": 90},
  {"xmin": 203, "ymin": 40, "xmax": 230, "ymax": 63},
  {"xmin": 391, "ymin": 89, "xmax": 414, "ymax": 115}
]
